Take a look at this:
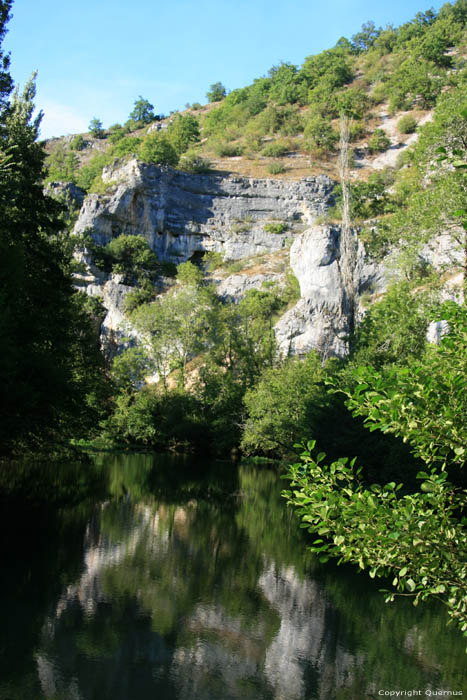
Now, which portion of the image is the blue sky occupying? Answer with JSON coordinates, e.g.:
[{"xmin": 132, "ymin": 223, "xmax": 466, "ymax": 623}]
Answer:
[{"xmin": 4, "ymin": 0, "xmax": 445, "ymax": 139}]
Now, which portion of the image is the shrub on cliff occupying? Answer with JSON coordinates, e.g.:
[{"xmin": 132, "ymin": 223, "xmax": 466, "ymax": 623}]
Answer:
[{"xmin": 138, "ymin": 132, "xmax": 178, "ymax": 166}]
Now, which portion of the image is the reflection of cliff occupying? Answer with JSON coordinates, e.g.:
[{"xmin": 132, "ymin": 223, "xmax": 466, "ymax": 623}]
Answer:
[
  {"xmin": 54, "ymin": 503, "xmax": 161, "ymax": 618},
  {"xmin": 30, "ymin": 463, "xmax": 464, "ymax": 700},
  {"xmin": 259, "ymin": 563, "xmax": 363, "ymax": 700}
]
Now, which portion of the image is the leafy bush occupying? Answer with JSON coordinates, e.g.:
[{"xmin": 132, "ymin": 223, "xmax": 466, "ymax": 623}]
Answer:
[
  {"xmin": 90, "ymin": 234, "xmax": 158, "ymax": 283},
  {"xmin": 110, "ymin": 135, "xmax": 142, "ymax": 158},
  {"xmin": 46, "ymin": 144, "xmax": 79, "ymax": 183},
  {"xmin": 179, "ymin": 150, "xmax": 211, "ymax": 173},
  {"xmin": 242, "ymin": 353, "xmax": 330, "ymax": 454},
  {"xmin": 264, "ymin": 222, "xmax": 287, "ymax": 234},
  {"xmin": 70, "ymin": 134, "xmax": 87, "ymax": 151},
  {"xmin": 261, "ymin": 140, "xmax": 291, "ymax": 157},
  {"xmin": 202, "ymin": 251, "xmax": 224, "ymax": 269},
  {"xmin": 397, "ymin": 114, "xmax": 417, "ymax": 134},
  {"xmin": 368, "ymin": 128, "xmax": 391, "ymax": 153},
  {"xmin": 76, "ymin": 152, "xmax": 112, "ymax": 190},
  {"xmin": 214, "ymin": 141, "xmax": 243, "ymax": 157},
  {"xmin": 167, "ymin": 113, "xmax": 200, "ymax": 155},
  {"xmin": 138, "ymin": 133, "xmax": 178, "ymax": 166},
  {"xmin": 267, "ymin": 161, "xmax": 286, "ymax": 174},
  {"xmin": 303, "ymin": 115, "xmax": 339, "ymax": 154}
]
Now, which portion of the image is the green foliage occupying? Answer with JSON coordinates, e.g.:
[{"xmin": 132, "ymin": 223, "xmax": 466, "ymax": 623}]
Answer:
[
  {"xmin": 264, "ymin": 221, "xmax": 287, "ymax": 234},
  {"xmin": 109, "ymin": 134, "xmax": 141, "ymax": 158},
  {"xmin": 167, "ymin": 113, "xmax": 200, "ymax": 155},
  {"xmin": 206, "ymin": 82, "xmax": 227, "ymax": 102},
  {"xmin": 90, "ymin": 234, "xmax": 158, "ymax": 284},
  {"xmin": 122, "ymin": 279, "xmax": 155, "ymax": 314},
  {"xmin": 302, "ymin": 48, "xmax": 354, "ymax": 91},
  {"xmin": 75, "ymin": 151, "xmax": 112, "ymax": 191},
  {"xmin": 267, "ymin": 161, "xmax": 286, "ymax": 174},
  {"xmin": 138, "ymin": 132, "xmax": 179, "ymax": 166},
  {"xmin": 367, "ymin": 128, "xmax": 391, "ymax": 154},
  {"xmin": 303, "ymin": 115, "xmax": 339, "ymax": 154},
  {"xmin": 241, "ymin": 353, "xmax": 330, "ymax": 455},
  {"xmin": 45, "ymin": 144, "xmax": 79, "ymax": 183},
  {"xmin": 176, "ymin": 260, "xmax": 204, "ymax": 286},
  {"xmin": 397, "ymin": 114, "xmax": 417, "ymax": 134},
  {"xmin": 129, "ymin": 283, "xmax": 217, "ymax": 390},
  {"xmin": 0, "ymin": 61, "xmax": 108, "ymax": 453},
  {"xmin": 349, "ymin": 282, "xmax": 440, "ymax": 369},
  {"xmin": 178, "ymin": 150, "xmax": 211, "ymax": 173},
  {"xmin": 283, "ymin": 303, "xmax": 467, "ymax": 637},
  {"xmin": 202, "ymin": 251, "xmax": 224, "ymax": 270},
  {"xmin": 213, "ymin": 141, "xmax": 243, "ymax": 157},
  {"xmin": 268, "ymin": 62, "xmax": 305, "ymax": 105},
  {"xmin": 388, "ymin": 57, "xmax": 445, "ymax": 112},
  {"xmin": 283, "ymin": 444, "xmax": 466, "ymax": 637},
  {"xmin": 70, "ymin": 134, "xmax": 87, "ymax": 151},
  {"xmin": 345, "ymin": 302, "xmax": 467, "ymax": 470},
  {"xmin": 334, "ymin": 170, "xmax": 395, "ymax": 221},
  {"xmin": 261, "ymin": 140, "xmax": 291, "ymax": 157},
  {"xmin": 128, "ymin": 96, "xmax": 155, "ymax": 125},
  {"xmin": 351, "ymin": 21, "xmax": 382, "ymax": 52},
  {"xmin": 88, "ymin": 117, "xmax": 104, "ymax": 138}
]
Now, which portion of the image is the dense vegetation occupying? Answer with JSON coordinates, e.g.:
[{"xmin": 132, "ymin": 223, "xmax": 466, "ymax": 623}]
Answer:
[
  {"xmin": 1, "ymin": 0, "xmax": 466, "ymax": 639},
  {"xmin": 0, "ymin": 0, "xmax": 108, "ymax": 456}
]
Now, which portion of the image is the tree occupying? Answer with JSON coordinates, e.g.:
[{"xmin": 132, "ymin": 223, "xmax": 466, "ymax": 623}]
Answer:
[
  {"xmin": 206, "ymin": 82, "xmax": 227, "ymax": 102},
  {"xmin": 88, "ymin": 117, "xmax": 104, "ymax": 137},
  {"xmin": 283, "ymin": 303, "xmax": 467, "ymax": 637},
  {"xmin": 129, "ymin": 283, "xmax": 216, "ymax": 390},
  {"xmin": 138, "ymin": 132, "xmax": 178, "ymax": 166},
  {"xmin": 241, "ymin": 353, "xmax": 330, "ymax": 455},
  {"xmin": 351, "ymin": 21, "xmax": 382, "ymax": 52},
  {"xmin": 167, "ymin": 113, "xmax": 200, "ymax": 155},
  {"xmin": 129, "ymin": 96, "xmax": 155, "ymax": 125},
  {"xmin": 0, "ymin": 4, "xmax": 107, "ymax": 454}
]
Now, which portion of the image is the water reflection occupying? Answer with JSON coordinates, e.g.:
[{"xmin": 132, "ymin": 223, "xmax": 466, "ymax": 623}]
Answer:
[{"xmin": 0, "ymin": 454, "xmax": 464, "ymax": 700}]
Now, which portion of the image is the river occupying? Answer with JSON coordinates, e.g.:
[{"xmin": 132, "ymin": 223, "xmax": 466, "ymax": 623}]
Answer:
[{"xmin": 0, "ymin": 453, "xmax": 464, "ymax": 699}]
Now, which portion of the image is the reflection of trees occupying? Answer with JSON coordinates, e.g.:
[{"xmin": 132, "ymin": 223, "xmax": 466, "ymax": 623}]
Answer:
[{"xmin": 2, "ymin": 455, "xmax": 464, "ymax": 699}]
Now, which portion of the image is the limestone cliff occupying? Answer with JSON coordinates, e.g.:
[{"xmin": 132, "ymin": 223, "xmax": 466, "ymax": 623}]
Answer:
[{"xmin": 73, "ymin": 160, "xmax": 384, "ymax": 359}]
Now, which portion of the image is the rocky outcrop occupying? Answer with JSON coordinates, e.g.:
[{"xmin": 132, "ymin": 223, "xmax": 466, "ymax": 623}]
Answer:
[
  {"xmin": 73, "ymin": 159, "xmax": 334, "ymax": 262},
  {"xmin": 46, "ymin": 181, "xmax": 86, "ymax": 209},
  {"xmin": 72, "ymin": 162, "xmax": 389, "ymax": 359},
  {"xmin": 275, "ymin": 225, "xmax": 384, "ymax": 358}
]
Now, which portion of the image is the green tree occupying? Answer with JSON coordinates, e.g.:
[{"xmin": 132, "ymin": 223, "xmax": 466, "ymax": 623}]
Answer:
[
  {"xmin": 128, "ymin": 96, "xmax": 155, "ymax": 125},
  {"xmin": 167, "ymin": 113, "xmax": 200, "ymax": 155},
  {"xmin": 90, "ymin": 233, "xmax": 158, "ymax": 284},
  {"xmin": 88, "ymin": 117, "xmax": 104, "ymax": 138},
  {"xmin": 45, "ymin": 143, "xmax": 79, "ymax": 182},
  {"xmin": 0, "ymin": 65, "xmax": 106, "ymax": 453},
  {"xmin": 138, "ymin": 132, "xmax": 178, "ymax": 166},
  {"xmin": 283, "ymin": 303, "xmax": 467, "ymax": 637},
  {"xmin": 129, "ymin": 283, "xmax": 216, "ymax": 390},
  {"xmin": 241, "ymin": 353, "xmax": 330, "ymax": 455},
  {"xmin": 206, "ymin": 82, "xmax": 227, "ymax": 102}
]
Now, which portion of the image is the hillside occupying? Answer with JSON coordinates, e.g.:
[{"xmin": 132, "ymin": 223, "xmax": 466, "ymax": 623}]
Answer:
[{"xmin": 45, "ymin": 3, "xmax": 466, "ymax": 187}]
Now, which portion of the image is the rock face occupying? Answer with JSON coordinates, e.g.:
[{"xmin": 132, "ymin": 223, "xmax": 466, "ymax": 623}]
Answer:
[
  {"xmin": 275, "ymin": 226, "xmax": 384, "ymax": 358},
  {"xmin": 73, "ymin": 159, "xmax": 334, "ymax": 261},
  {"xmin": 73, "ymin": 161, "xmax": 387, "ymax": 358}
]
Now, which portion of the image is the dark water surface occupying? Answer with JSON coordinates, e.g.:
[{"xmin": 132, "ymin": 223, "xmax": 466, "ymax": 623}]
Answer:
[{"xmin": 0, "ymin": 453, "xmax": 465, "ymax": 700}]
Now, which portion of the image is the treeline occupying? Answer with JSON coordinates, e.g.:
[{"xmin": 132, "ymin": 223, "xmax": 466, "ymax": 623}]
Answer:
[{"xmin": 0, "ymin": 1, "xmax": 108, "ymax": 456}]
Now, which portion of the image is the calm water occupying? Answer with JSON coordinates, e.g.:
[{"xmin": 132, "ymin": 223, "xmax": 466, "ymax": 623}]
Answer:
[{"xmin": 0, "ymin": 453, "xmax": 465, "ymax": 700}]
